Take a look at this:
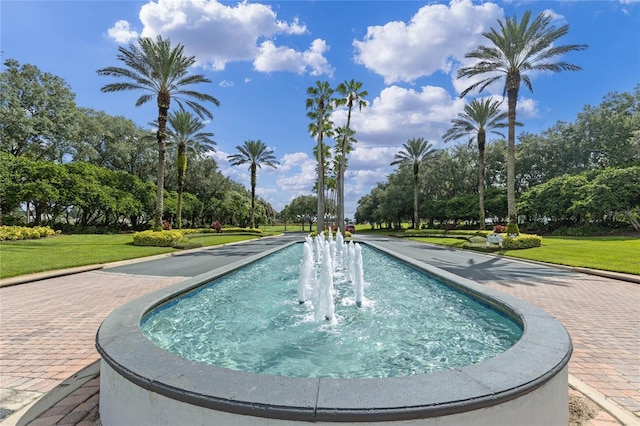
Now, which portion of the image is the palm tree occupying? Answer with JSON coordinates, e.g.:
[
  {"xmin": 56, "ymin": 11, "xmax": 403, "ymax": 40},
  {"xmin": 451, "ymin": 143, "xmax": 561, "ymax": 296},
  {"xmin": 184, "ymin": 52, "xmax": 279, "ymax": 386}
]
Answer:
[
  {"xmin": 390, "ymin": 138, "xmax": 435, "ymax": 229},
  {"xmin": 228, "ymin": 140, "xmax": 279, "ymax": 229},
  {"xmin": 443, "ymin": 98, "xmax": 508, "ymax": 229},
  {"xmin": 457, "ymin": 10, "xmax": 587, "ymax": 225},
  {"xmin": 334, "ymin": 80, "xmax": 367, "ymax": 231},
  {"xmin": 306, "ymin": 81, "xmax": 334, "ymax": 233},
  {"xmin": 167, "ymin": 108, "xmax": 216, "ymax": 229},
  {"xmin": 97, "ymin": 35, "xmax": 220, "ymax": 230}
]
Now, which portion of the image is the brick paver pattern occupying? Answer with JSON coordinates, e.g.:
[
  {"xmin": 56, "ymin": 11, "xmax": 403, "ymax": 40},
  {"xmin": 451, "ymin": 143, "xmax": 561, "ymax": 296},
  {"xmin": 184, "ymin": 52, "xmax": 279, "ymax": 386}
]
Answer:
[
  {"xmin": 483, "ymin": 273, "xmax": 640, "ymax": 418},
  {"xmin": 0, "ymin": 272, "xmax": 186, "ymax": 397}
]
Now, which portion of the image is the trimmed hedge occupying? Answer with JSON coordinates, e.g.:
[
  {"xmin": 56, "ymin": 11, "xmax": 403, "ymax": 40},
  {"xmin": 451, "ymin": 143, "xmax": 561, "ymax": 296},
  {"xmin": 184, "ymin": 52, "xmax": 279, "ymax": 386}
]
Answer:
[
  {"xmin": 0, "ymin": 226, "xmax": 60, "ymax": 241},
  {"xmin": 403, "ymin": 229, "xmax": 493, "ymax": 238},
  {"xmin": 309, "ymin": 230, "xmax": 353, "ymax": 238},
  {"xmin": 132, "ymin": 230, "xmax": 184, "ymax": 247},
  {"xmin": 502, "ymin": 233, "xmax": 542, "ymax": 250},
  {"xmin": 505, "ymin": 223, "xmax": 520, "ymax": 236},
  {"xmin": 181, "ymin": 227, "xmax": 262, "ymax": 235}
]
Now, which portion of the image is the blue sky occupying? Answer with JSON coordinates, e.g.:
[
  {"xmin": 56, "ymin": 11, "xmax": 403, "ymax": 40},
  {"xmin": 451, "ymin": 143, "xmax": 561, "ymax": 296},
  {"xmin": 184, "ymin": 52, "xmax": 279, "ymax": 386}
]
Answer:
[{"xmin": 2, "ymin": 0, "xmax": 639, "ymax": 219}]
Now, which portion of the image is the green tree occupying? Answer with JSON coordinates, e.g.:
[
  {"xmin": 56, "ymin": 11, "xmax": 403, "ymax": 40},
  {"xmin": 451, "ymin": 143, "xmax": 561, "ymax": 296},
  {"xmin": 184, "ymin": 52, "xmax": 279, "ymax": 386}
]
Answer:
[
  {"xmin": 167, "ymin": 108, "xmax": 215, "ymax": 228},
  {"xmin": 97, "ymin": 35, "xmax": 219, "ymax": 230},
  {"xmin": 390, "ymin": 138, "xmax": 435, "ymax": 228},
  {"xmin": 334, "ymin": 79, "xmax": 367, "ymax": 231},
  {"xmin": 443, "ymin": 97, "xmax": 507, "ymax": 229},
  {"xmin": 0, "ymin": 59, "xmax": 79, "ymax": 161},
  {"xmin": 587, "ymin": 167, "xmax": 640, "ymax": 230},
  {"xmin": 287, "ymin": 194, "xmax": 318, "ymax": 231},
  {"xmin": 71, "ymin": 108, "xmax": 156, "ymax": 180},
  {"xmin": 306, "ymin": 81, "xmax": 334, "ymax": 233},
  {"xmin": 228, "ymin": 140, "xmax": 279, "ymax": 229},
  {"xmin": 458, "ymin": 10, "xmax": 587, "ymax": 225}
]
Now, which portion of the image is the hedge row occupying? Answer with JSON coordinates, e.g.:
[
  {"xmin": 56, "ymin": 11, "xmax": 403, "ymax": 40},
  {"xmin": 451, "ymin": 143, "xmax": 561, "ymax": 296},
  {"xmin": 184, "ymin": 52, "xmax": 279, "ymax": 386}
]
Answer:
[
  {"xmin": 0, "ymin": 226, "xmax": 60, "ymax": 241},
  {"xmin": 181, "ymin": 227, "xmax": 262, "ymax": 235},
  {"xmin": 309, "ymin": 230, "xmax": 353, "ymax": 238},
  {"xmin": 502, "ymin": 233, "xmax": 542, "ymax": 250},
  {"xmin": 132, "ymin": 230, "xmax": 184, "ymax": 247},
  {"xmin": 403, "ymin": 229, "xmax": 493, "ymax": 237}
]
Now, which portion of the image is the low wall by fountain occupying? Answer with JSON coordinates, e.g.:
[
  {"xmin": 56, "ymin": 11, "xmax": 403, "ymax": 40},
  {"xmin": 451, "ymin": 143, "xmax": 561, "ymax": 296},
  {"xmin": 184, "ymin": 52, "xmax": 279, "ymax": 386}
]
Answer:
[{"xmin": 96, "ymin": 239, "xmax": 572, "ymax": 425}]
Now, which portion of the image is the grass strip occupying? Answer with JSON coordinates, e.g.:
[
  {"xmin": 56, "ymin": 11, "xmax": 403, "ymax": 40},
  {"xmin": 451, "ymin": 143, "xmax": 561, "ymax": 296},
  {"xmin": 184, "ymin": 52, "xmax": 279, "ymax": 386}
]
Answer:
[
  {"xmin": 409, "ymin": 235, "xmax": 639, "ymax": 275},
  {"xmin": 0, "ymin": 233, "xmax": 259, "ymax": 279},
  {"xmin": 503, "ymin": 236, "xmax": 639, "ymax": 275}
]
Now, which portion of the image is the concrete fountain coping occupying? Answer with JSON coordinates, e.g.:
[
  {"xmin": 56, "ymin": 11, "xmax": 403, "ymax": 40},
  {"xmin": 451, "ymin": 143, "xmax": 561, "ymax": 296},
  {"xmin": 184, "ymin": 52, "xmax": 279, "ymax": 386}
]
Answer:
[{"xmin": 96, "ymin": 239, "xmax": 572, "ymax": 423}]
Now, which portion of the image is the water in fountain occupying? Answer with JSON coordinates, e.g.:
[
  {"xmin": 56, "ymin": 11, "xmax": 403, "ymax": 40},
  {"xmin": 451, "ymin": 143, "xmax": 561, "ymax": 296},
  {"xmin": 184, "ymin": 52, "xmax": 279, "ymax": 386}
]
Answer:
[
  {"xmin": 301, "ymin": 234, "xmax": 365, "ymax": 320},
  {"xmin": 335, "ymin": 230, "xmax": 344, "ymax": 270},
  {"xmin": 354, "ymin": 243, "xmax": 365, "ymax": 307},
  {"xmin": 313, "ymin": 242, "xmax": 335, "ymax": 321},
  {"xmin": 143, "ymin": 243, "xmax": 523, "ymax": 378},
  {"xmin": 297, "ymin": 240, "xmax": 314, "ymax": 304}
]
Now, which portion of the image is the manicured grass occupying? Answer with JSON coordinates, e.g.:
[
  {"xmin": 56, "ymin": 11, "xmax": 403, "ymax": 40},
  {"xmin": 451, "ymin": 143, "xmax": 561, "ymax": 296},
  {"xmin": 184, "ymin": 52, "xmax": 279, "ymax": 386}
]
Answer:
[
  {"xmin": 409, "ymin": 235, "xmax": 639, "ymax": 275},
  {"xmin": 0, "ymin": 233, "xmax": 260, "ymax": 279},
  {"xmin": 504, "ymin": 236, "xmax": 640, "ymax": 275},
  {"xmin": 408, "ymin": 237, "xmax": 467, "ymax": 248},
  {"xmin": 185, "ymin": 233, "xmax": 259, "ymax": 246}
]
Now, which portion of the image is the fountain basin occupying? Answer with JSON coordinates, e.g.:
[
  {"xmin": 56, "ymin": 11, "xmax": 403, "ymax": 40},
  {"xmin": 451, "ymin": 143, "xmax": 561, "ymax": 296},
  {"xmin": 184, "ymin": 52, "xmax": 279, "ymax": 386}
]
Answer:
[{"xmin": 96, "ymin": 240, "xmax": 572, "ymax": 425}]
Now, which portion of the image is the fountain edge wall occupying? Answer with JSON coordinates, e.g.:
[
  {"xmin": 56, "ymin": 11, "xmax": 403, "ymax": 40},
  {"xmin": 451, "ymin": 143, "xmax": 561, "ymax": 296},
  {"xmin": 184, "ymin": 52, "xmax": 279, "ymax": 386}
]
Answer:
[{"xmin": 96, "ymin": 239, "xmax": 572, "ymax": 424}]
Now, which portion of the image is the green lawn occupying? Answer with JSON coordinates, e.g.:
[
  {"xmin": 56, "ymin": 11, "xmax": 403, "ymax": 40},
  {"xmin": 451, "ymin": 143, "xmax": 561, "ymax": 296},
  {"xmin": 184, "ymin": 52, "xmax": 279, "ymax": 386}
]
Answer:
[
  {"xmin": 0, "ymin": 233, "xmax": 260, "ymax": 279},
  {"xmin": 2, "ymin": 232, "xmax": 637, "ymax": 280},
  {"xmin": 409, "ymin": 235, "xmax": 639, "ymax": 275},
  {"xmin": 504, "ymin": 236, "xmax": 640, "ymax": 275}
]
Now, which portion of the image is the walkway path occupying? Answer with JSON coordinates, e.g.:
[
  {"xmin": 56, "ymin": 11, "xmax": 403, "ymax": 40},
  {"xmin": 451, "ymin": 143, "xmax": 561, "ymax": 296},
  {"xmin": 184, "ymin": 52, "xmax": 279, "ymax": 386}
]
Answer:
[{"xmin": 0, "ymin": 234, "xmax": 637, "ymax": 424}]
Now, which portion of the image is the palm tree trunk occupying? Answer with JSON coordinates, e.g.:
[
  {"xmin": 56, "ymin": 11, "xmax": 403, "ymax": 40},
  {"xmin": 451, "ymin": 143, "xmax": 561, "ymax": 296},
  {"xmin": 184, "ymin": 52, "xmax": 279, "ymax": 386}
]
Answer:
[
  {"xmin": 250, "ymin": 164, "xmax": 257, "ymax": 229},
  {"xmin": 478, "ymin": 131, "xmax": 486, "ymax": 230},
  {"xmin": 337, "ymin": 108, "xmax": 353, "ymax": 232},
  {"xmin": 176, "ymin": 142, "xmax": 187, "ymax": 229},
  {"xmin": 155, "ymin": 92, "xmax": 170, "ymax": 230},
  {"xmin": 506, "ymin": 74, "xmax": 519, "ymax": 225},
  {"xmin": 413, "ymin": 163, "xmax": 419, "ymax": 229},
  {"xmin": 317, "ymin": 135, "xmax": 325, "ymax": 233}
]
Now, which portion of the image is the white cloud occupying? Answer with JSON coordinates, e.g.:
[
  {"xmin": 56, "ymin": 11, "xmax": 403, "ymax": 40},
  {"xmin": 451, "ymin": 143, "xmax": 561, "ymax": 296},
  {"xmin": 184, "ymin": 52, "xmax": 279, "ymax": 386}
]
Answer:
[
  {"xmin": 333, "ymin": 85, "xmax": 467, "ymax": 147},
  {"xmin": 107, "ymin": 20, "xmax": 139, "ymax": 44},
  {"xmin": 516, "ymin": 97, "xmax": 539, "ymax": 118},
  {"xmin": 218, "ymin": 80, "xmax": 234, "ymax": 88},
  {"xmin": 254, "ymin": 38, "xmax": 333, "ymax": 76},
  {"xmin": 275, "ymin": 152, "xmax": 316, "ymax": 192},
  {"xmin": 106, "ymin": 0, "xmax": 331, "ymax": 75},
  {"xmin": 353, "ymin": 0, "xmax": 503, "ymax": 83}
]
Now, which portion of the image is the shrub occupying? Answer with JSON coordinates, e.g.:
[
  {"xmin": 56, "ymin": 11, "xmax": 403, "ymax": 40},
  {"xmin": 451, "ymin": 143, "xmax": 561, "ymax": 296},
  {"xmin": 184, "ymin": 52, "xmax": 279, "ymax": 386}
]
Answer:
[
  {"xmin": 132, "ymin": 230, "xmax": 184, "ymax": 247},
  {"xmin": 181, "ymin": 227, "xmax": 262, "ymax": 235},
  {"xmin": 309, "ymin": 230, "xmax": 352, "ymax": 238},
  {"xmin": 220, "ymin": 227, "xmax": 262, "ymax": 234},
  {"xmin": 0, "ymin": 226, "xmax": 59, "ymax": 241},
  {"xmin": 503, "ymin": 233, "xmax": 542, "ymax": 250},
  {"xmin": 505, "ymin": 222, "xmax": 520, "ymax": 236}
]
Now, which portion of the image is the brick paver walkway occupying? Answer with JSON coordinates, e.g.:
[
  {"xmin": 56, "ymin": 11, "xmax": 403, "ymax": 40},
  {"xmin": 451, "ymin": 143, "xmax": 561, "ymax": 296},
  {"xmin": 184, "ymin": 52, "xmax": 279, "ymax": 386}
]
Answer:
[
  {"xmin": 483, "ymin": 272, "xmax": 640, "ymax": 417},
  {"xmin": 0, "ymin": 272, "xmax": 187, "ymax": 423}
]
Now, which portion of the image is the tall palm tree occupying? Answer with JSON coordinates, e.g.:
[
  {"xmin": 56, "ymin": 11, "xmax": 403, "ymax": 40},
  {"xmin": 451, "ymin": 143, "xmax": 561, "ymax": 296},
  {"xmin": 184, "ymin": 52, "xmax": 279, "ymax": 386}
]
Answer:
[
  {"xmin": 390, "ymin": 138, "xmax": 435, "ymax": 229},
  {"xmin": 97, "ymin": 35, "xmax": 220, "ymax": 230},
  {"xmin": 167, "ymin": 108, "xmax": 216, "ymax": 229},
  {"xmin": 306, "ymin": 81, "xmax": 334, "ymax": 233},
  {"xmin": 334, "ymin": 79, "xmax": 367, "ymax": 231},
  {"xmin": 312, "ymin": 141, "xmax": 334, "ymax": 222},
  {"xmin": 443, "ymin": 98, "xmax": 508, "ymax": 229},
  {"xmin": 228, "ymin": 140, "xmax": 279, "ymax": 229},
  {"xmin": 457, "ymin": 10, "xmax": 587, "ymax": 225}
]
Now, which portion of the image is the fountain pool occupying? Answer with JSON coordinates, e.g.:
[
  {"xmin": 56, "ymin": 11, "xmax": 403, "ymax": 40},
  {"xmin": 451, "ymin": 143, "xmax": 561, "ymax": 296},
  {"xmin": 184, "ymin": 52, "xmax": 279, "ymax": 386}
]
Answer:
[
  {"xmin": 141, "ymin": 243, "xmax": 522, "ymax": 379},
  {"xmin": 96, "ymin": 238, "xmax": 572, "ymax": 425}
]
